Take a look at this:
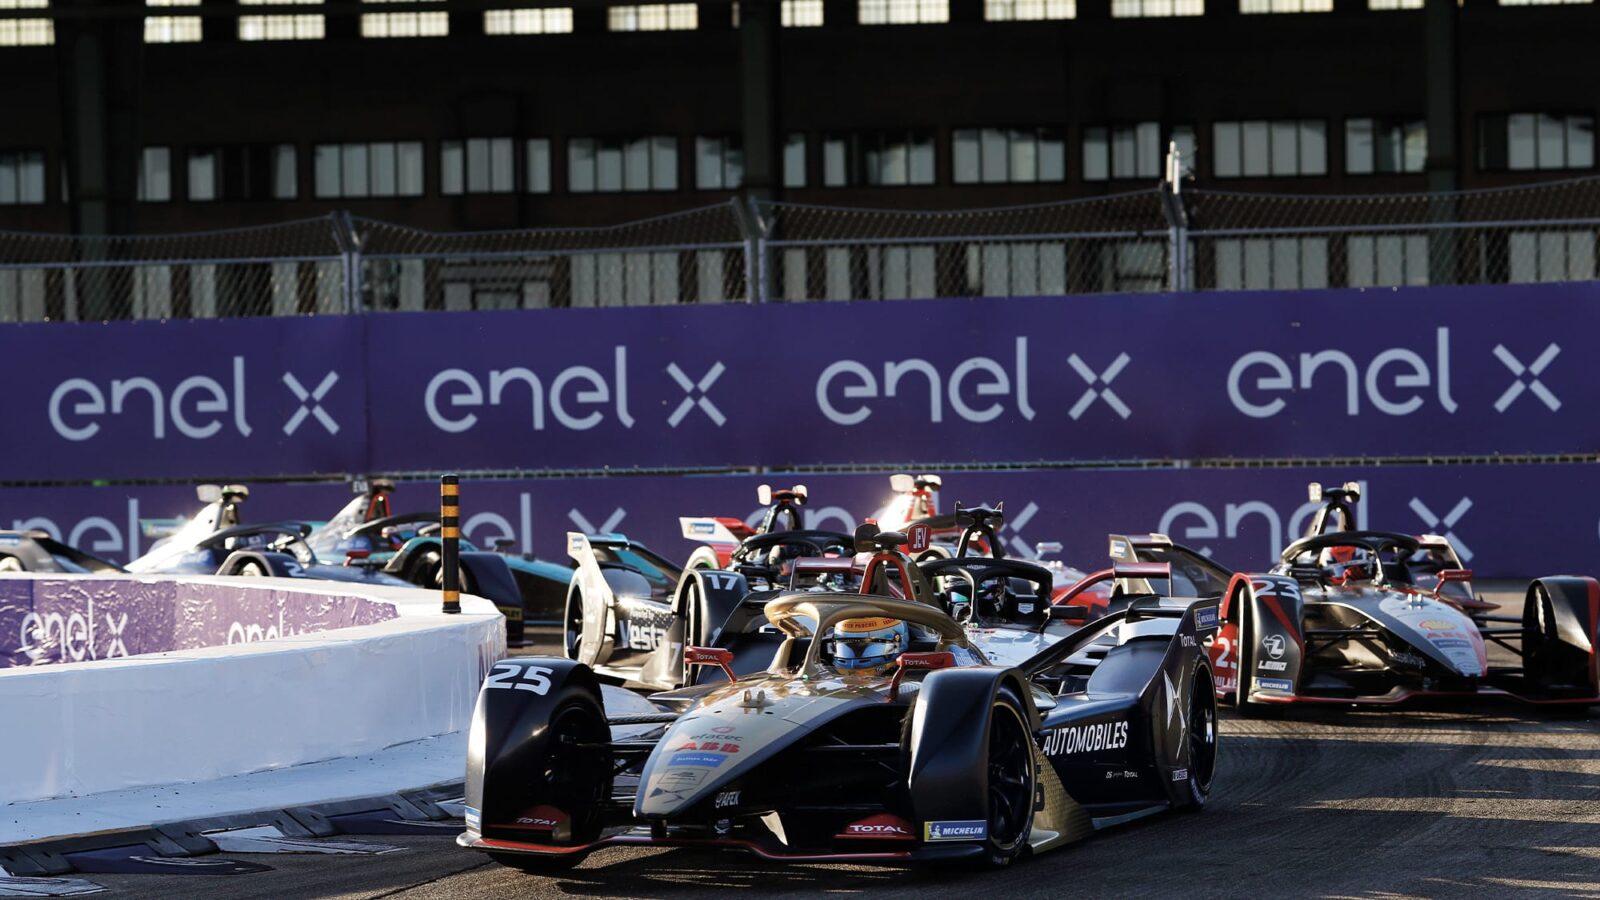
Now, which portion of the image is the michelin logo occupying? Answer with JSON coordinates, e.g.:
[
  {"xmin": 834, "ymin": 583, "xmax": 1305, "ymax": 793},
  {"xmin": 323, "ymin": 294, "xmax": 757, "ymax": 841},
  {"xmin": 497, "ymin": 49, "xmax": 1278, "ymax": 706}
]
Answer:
[
  {"xmin": 1254, "ymin": 677, "xmax": 1294, "ymax": 692},
  {"xmin": 924, "ymin": 820, "xmax": 987, "ymax": 842},
  {"xmin": 1194, "ymin": 606, "xmax": 1219, "ymax": 630}
]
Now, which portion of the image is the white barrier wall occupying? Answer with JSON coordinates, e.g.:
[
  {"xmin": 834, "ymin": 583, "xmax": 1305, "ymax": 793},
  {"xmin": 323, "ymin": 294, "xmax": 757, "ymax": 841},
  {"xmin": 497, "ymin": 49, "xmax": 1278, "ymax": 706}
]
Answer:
[{"xmin": 0, "ymin": 575, "xmax": 504, "ymax": 806}]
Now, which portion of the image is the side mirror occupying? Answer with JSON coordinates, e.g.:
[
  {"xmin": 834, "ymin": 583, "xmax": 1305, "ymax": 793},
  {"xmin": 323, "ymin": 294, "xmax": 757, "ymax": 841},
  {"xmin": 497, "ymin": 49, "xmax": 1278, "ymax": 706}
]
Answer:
[
  {"xmin": 792, "ymin": 484, "xmax": 808, "ymax": 501},
  {"xmin": 1035, "ymin": 541, "xmax": 1064, "ymax": 558},
  {"xmin": 1050, "ymin": 605, "xmax": 1090, "ymax": 623},
  {"xmin": 1434, "ymin": 569, "xmax": 1473, "ymax": 595},
  {"xmin": 854, "ymin": 522, "xmax": 882, "ymax": 546},
  {"xmin": 1307, "ymin": 482, "xmax": 1323, "ymax": 502},
  {"xmin": 889, "ymin": 651, "xmax": 956, "ymax": 700},
  {"xmin": 684, "ymin": 646, "xmax": 737, "ymax": 682},
  {"xmin": 196, "ymin": 484, "xmax": 222, "ymax": 503},
  {"xmin": 344, "ymin": 549, "xmax": 371, "ymax": 566},
  {"xmin": 757, "ymin": 484, "xmax": 772, "ymax": 506},
  {"xmin": 889, "ymin": 473, "xmax": 914, "ymax": 493},
  {"xmin": 919, "ymin": 474, "xmax": 943, "ymax": 489}
]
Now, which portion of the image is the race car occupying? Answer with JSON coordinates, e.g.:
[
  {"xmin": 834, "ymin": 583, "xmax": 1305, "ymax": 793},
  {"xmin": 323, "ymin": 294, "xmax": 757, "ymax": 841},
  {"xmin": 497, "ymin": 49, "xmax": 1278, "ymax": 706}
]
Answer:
[
  {"xmin": 1210, "ymin": 482, "xmax": 1600, "ymax": 712},
  {"xmin": 460, "ymin": 567, "xmax": 1220, "ymax": 870},
  {"xmin": 678, "ymin": 483, "xmax": 821, "ymax": 571},
  {"xmin": 303, "ymin": 480, "xmax": 584, "ymax": 643},
  {"xmin": 870, "ymin": 473, "xmax": 976, "ymax": 560},
  {"xmin": 0, "ymin": 530, "xmax": 121, "ymax": 573}
]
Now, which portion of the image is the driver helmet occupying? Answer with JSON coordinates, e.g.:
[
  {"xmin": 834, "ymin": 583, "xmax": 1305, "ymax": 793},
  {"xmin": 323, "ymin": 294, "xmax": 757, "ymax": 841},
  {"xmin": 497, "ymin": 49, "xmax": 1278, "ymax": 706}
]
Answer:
[
  {"xmin": 1324, "ymin": 545, "xmax": 1375, "ymax": 585},
  {"xmin": 827, "ymin": 617, "xmax": 910, "ymax": 675}
]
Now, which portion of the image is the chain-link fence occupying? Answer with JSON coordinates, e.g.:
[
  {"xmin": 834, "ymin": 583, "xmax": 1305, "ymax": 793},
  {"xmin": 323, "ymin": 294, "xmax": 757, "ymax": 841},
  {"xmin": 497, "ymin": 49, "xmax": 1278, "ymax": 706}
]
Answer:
[{"xmin": 4, "ymin": 174, "xmax": 1600, "ymax": 321}]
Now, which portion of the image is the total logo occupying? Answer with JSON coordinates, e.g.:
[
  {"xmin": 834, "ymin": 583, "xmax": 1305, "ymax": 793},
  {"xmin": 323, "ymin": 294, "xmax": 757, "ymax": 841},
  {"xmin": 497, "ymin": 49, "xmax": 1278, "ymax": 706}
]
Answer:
[
  {"xmin": 48, "ymin": 357, "xmax": 344, "ymax": 442},
  {"xmin": 423, "ymin": 347, "xmax": 728, "ymax": 434},
  {"xmin": 1227, "ymin": 328, "xmax": 1562, "ymax": 419}
]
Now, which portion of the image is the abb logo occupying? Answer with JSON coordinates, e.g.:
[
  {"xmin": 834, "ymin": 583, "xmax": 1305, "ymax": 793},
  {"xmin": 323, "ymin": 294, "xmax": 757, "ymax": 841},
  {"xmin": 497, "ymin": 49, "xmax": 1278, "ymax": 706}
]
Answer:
[{"xmin": 676, "ymin": 741, "xmax": 740, "ymax": 753}]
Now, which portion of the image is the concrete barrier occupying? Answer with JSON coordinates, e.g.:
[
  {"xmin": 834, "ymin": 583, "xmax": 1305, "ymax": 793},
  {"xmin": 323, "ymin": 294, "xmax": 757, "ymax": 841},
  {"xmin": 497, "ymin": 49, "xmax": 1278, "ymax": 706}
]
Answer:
[{"xmin": 0, "ymin": 574, "xmax": 503, "ymax": 806}]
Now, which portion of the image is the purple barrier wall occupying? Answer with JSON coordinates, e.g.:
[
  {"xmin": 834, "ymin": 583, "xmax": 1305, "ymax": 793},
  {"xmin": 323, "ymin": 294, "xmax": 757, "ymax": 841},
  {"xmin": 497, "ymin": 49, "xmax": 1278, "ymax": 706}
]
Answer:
[
  {"xmin": 4, "ymin": 463, "xmax": 1597, "ymax": 582},
  {"xmin": 3, "ymin": 283, "xmax": 1596, "ymax": 479},
  {"xmin": 0, "ymin": 575, "xmax": 399, "ymax": 668}
]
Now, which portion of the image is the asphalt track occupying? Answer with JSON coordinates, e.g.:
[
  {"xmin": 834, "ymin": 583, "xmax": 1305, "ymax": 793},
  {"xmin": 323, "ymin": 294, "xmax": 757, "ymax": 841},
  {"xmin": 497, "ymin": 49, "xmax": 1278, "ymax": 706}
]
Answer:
[{"xmin": 75, "ymin": 588, "xmax": 1600, "ymax": 899}]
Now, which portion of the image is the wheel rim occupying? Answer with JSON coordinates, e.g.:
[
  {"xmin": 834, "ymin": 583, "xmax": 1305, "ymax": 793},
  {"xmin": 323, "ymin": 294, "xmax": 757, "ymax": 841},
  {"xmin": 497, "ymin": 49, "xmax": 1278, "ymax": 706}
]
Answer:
[
  {"xmin": 564, "ymin": 591, "xmax": 584, "ymax": 660},
  {"xmin": 239, "ymin": 561, "xmax": 265, "ymax": 577},
  {"xmin": 986, "ymin": 701, "xmax": 1034, "ymax": 849},
  {"xmin": 543, "ymin": 703, "xmax": 611, "ymax": 843},
  {"xmin": 1188, "ymin": 667, "xmax": 1218, "ymax": 793}
]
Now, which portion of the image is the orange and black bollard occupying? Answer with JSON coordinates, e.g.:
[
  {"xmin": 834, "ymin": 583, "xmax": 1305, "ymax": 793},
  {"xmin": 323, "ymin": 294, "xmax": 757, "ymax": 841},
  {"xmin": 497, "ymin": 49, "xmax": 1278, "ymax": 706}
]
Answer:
[{"xmin": 441, "ymin": 474, "xmax": 461, "ymax": 614}]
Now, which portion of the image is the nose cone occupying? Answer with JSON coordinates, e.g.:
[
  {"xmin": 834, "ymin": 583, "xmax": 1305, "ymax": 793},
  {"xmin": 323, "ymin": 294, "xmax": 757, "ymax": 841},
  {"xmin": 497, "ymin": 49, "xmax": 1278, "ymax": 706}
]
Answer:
[{"xmin": 1378, "ymin": 594, "xmax": 1487, "ymax": 677}]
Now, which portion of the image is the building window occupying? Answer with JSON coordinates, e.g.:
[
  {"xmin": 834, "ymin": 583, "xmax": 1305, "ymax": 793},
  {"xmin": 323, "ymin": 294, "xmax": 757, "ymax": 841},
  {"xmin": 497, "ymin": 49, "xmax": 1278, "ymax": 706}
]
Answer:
[
  {"xmin": 1082, "ymin": 123, "xmax": 1163, "ymax": 181},
  {"xmin": 1479, "ymin": 113, "xmax": 1594, "ymax": 171},
  {"xmin": 239, "ymin": 0, "xmax": 325, "ymax": 40},
  {"xmin": 695, "ymin": 136, "xmax": 744, "ymax": 190},
  {"xmin": 146, "ymin": 0, "xmax": 201, "ymax": 43},
  {"xmin": 782, "ymin": 0, "xmax": 825, "ymax": 24},
  {"xmin": 0, "ymin": 151, "xmax": 46, "ymax": 204},
  {"xmin": 1240, "ymin": 0, "xmax": 1330, "ymax": 11},
  {"xmin": 1345, "ymin": 118, "xmax": 1426, "ymax": 174},
  {"xmin": 441, "ymin": 138, "xmax": 515, "ymax": 194},
  {"xmin": 1368, "ymin": 0, "xmax": 1422, "ymax": 8},
  {"xmin": 568, "ymin": 137, "xmax": 678, "ymax": 192},
  {"xmin": 137, "ymin": 147, "xmax": 172, "ymax": 202},
  {"xmin": 1111, "ymin": 0, "xmax": 1202, "ymax": 15},
  {"xmin": 784, "ymin": 133, "xmax": 806, "ymax": 187},
  {"xmin": 1213, "ymin": 120, "xmax": 1327, "ymax": 178},
  {"xmin": 859, "ymin": 0, "xmax": 949, "ymax": 24},
  {"xmin": 984, "ymin": 0, "xmax": 1075, "ymax": 18},
  {"xmin": 608, "ymin": 4, "xmax": 698, "ymax": 30},
  {"xmin": 361, "ymin": 0, "xmax": 449, "ymax": 37},
  {"xmin": 526, "ymin": 139, "xmax": 552, "ymax": 193},
  {"xmin": 823, "ymin": 132, "xmax": 936, "ymax": 186},
  {"xmin": 1509, "ymin": 231, "xmax": 1597, "ymax": 283},
  {"xmin": 314, "ymin": 141, "xmax": 424, "ymax": 198},
  {"xmin": 485, "ymin": 8, "xmax": 575, "ymax": 32},
  {"xmin": 0, "ymin": 0, "xmax": 52, "ymax": 46},
  {"xmin": 1347, "ymin": 235, "xmax": 1428, "ymax": 287},
  {"xmin": 952, "ymin": 128, "xmax": 1064, "ymax": 183},
  {"xmin": 1214, "ymin": 238, "xmax": 1329, "ymax": 290},
  {"xmin": 187, "ymin": 148, "xmax": 219, "ymax": 201}
]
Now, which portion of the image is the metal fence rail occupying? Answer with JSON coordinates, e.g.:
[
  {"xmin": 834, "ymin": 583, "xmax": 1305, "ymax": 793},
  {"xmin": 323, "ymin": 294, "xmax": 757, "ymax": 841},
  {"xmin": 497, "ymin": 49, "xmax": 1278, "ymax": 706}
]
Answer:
[{"xmin": 3, "ymin": 171, "xmax": 1600, "ymax": 321}]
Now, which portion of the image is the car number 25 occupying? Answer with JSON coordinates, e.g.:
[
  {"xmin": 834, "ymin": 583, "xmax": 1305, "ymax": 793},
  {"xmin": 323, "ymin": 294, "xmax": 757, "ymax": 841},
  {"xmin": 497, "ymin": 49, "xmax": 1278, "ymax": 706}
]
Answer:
[{"xmin": 484, "ymin": 662, "xmax": 553, "ymax": 694}]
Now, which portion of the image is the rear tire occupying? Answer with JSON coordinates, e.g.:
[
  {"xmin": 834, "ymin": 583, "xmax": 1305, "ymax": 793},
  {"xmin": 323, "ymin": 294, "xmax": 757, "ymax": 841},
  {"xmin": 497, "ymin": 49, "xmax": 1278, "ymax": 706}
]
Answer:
[
  {"xmin": 978, "ymin": 687, "xmax": 1036, "ymax": 868},
  {"xmin": 563, "ymin": 587, "xmax": 585, "ymax": 661},
  {"xmin": 236, "ymin": 559, "xmax": 267, "ymax": 577}
]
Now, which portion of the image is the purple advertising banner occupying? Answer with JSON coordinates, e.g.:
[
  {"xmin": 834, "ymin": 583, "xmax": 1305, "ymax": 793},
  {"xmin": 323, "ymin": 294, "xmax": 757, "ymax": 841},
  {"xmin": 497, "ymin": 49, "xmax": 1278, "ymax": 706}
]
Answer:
[
  {"xmin": 2, "ymin": 283, "xmax": 1597, "ymax": 479},
  {"xmin": 4, "ymin": 462, "xmax": 1597, "ymax": 582},
  {"xmin": 0, "ymin": 574, "xmax": 399, "ymax": 668}
]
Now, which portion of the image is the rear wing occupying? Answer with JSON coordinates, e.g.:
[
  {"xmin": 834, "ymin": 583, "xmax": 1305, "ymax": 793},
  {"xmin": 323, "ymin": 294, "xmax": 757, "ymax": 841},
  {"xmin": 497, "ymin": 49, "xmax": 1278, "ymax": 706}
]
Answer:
[
  {"xmin": 1107, "ymin": 532, "xmax": 1233, "ymax": 596},
  {"xmin": 679, "ymin": 516, "xmax": 753, "ymax": 545}
]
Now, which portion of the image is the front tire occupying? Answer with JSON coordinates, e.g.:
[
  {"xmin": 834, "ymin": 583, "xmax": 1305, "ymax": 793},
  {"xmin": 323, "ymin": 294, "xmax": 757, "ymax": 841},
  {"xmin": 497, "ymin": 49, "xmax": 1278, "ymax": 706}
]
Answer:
[
  {"xmin": 979, "ymin": 687, "xmax": 1036, "ymax": 868},
  {"xmin": 678, "ymin": 581, "xmax": 702, "ymax": 687},
  {"xmin": 1182, "ymin": 663, "xmax": 1219, "ymax": 809},
  {"xmin": 236, "ymin": 559, "xmax": 267, "ymax": 577},
  {"xmin": 563, "ymin": 587, "xmax": 585, "ymax": 661}
]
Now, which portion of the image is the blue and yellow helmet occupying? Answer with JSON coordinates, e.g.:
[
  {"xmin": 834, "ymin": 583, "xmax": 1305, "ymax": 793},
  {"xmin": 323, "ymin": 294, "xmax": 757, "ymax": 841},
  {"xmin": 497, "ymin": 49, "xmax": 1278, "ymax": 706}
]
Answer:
[{"xmin": 827, "ymin": 617, "xmax": 910, "ymax": 674}]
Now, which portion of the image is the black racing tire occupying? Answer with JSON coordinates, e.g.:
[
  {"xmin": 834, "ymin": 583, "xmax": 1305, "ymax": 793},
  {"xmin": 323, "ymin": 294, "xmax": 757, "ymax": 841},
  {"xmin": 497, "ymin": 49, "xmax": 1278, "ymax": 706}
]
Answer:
[
  {"xmin": 978, "ymin": 686, "xmax": 1037, "ymax": 868},
  {"xmin": 409, "ymin": 550, "xmax": 442, "ymax": 587},
  {"xmin": 540, "ymin": 692, "xmax": 612, "ymax": 844},
  {"xmin": 1181, "ymin": 663, "xmax": 1219, "ymax": 810},
  {"xmin": 562, "ymin": 586, "xmax": 585, "ymax": 661},
  {"xmin": 485, "ymin": 850, "xmax": 586, "ymax": 873},
  {"xmin": 678, "ymin": 580, "xmax": 702, "ymax": 687}
]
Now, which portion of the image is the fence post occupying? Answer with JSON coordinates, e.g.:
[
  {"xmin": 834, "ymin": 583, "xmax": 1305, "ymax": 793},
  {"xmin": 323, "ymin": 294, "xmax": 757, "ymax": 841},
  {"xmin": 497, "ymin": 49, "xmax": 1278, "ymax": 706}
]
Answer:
[
  {"xmin": 331, "ymin": 210, "xmax": 363, "ymax": 313},
  {"xmin": 731, "ymin": 196, "xmax": 770, "ymax": 303},
  {"xmin": 1160, "ymin": 142, "xmax": 1192, "ymax": 293},
  {"xmin": 440, "ymin": 474, "xmax": 461, "ymax": 615}
]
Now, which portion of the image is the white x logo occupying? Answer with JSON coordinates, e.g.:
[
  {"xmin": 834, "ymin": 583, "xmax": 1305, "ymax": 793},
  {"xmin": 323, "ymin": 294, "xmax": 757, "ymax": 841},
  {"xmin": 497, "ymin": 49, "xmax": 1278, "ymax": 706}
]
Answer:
[
  {"xmin": 569, "ymin": 507, "xmax": 627, "ymax": 535},
  {"xmin": 1067, "ymin": 353, "xmax": 1132, "ymax": 420},
  {"xmin": 666, "ymin": 362, "xmax": 727, "ymax": 428},
  {"xmin": 1409, "ymin": 496, "xmax": 1473, "ymax": 562},
  {"xmin": 1004, "ymin": 501, "xmax": 1041, "ymax": 558},
  {"xmin": 282, "ymin": 372, "xmax": 340, "ymax": 435},
  {"xmin": 1493, "ymin": 344, "xmax": 1561, "ymax": 413},
  {"xmin": 103, "ymin": 612, "xmax": 129, "ymax": 659}
]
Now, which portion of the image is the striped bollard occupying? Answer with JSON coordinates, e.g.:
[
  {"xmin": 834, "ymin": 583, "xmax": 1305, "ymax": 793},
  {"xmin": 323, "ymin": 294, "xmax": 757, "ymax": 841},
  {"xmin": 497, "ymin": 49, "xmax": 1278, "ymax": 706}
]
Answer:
[{"xmin": 441, "ymin": 474, "xmax": 461, "ymax": 614}]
